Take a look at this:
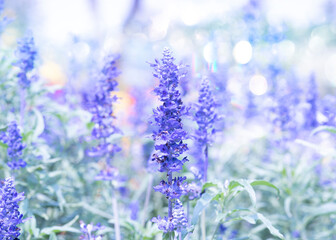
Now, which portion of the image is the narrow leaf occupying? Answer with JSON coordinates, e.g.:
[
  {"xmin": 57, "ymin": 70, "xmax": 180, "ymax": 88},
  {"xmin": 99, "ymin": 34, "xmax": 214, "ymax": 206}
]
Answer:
[
  {"xmin": 251, "ymin": 180, "xmax": 280, "ymax": 197},
  {"xmin": 256, "ymin": 213, "xmax": 284, "ymax": 239}
]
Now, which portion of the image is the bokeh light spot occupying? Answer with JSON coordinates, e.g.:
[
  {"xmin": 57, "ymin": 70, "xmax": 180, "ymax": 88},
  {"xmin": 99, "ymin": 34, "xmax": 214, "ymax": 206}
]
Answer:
[
  {"xmin": 233, "ymin": 40, "xmax": 252, "ymax": 64},
  {"xmin": 249, "ymin": 75, "xmax": 268, "ymax": 95}
]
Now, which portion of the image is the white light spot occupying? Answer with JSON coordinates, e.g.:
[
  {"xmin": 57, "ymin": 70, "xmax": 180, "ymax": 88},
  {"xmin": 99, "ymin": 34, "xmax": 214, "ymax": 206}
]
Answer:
[
  {"xmin": 203, "ymin": 42, "xmax": 215, "ymax": 63},
  {"xmin": 249, "ymin": 75, "xmax": 268, "ymax": 95},
  {"xmin": 233, "ymin": 41, "xmax": 252, "ymax": 64}
]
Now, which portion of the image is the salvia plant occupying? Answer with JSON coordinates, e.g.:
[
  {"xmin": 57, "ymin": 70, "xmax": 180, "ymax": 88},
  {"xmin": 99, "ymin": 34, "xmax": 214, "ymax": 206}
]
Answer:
[
  {"xmin": 0, "ymin": 1, "xmax": 336, "ymax": 239},
  {"xmin": 0, "ymin": 121, "xmax": 26, "ymax": 170},
  {"xmin": 85, "ymin": 54, "xmax": 122, "ymax": 182},
  {"xmin": 0, "ymin": 177, "xmax": 25, "ymax": 240},
  {"xmin": 193, "ymin": 77, "xmax": 220, "ymax": 182},
  {"xmin": 14, "ymin": 33, "xmax": 37, "ymax": 89},
  {"xmin": 150, "ymin": 48, "xmax": 189, "ymax": 236},
  {"xmin": 84, "ymin": 54, "xmax": 123, "ymax": 240}
]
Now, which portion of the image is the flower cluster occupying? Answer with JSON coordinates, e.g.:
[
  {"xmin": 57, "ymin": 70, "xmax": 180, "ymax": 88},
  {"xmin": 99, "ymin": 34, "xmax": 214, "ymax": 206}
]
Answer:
[
  {"xmin": 193, "ymin": 77, "xmax": 220, "ymax": 182},
  {"xmin": 194, "ymin": 77, "xmax": 219, "ymax": 146},
  {"xmin": 150, "ymin": 48, "xmax": 189, "ymax": 232},
  {"xmin": 79, "ymin": 221, "xmax": 104, "ymax": 240},
  {"xmin": 13, "ymin": 33, "xmax": 37, "ymax": 88},
  {"xmin": 171, "ymin": 200, "xmax": 188, "ymax": 232},
  {"xmin": 303, "ymin": 75, "xmax": 318, "ymax": 129},
  {"xmin": 0, "ymin": 121, "xmax": 26, "ymax": 170},
  {"xmin": 84, "ymin": 54, "xmax": 121, "ymax": 181},
  {"xmin": 151, "ymin": 200, "xmax": 187, "ymax": 233},
  {"xmin": 270, "ymin": 89, "xmax": 298, "ymax": 143},
  {"xmin": 0, "ymin": 177, "xmax": 25, "ymax": 240}
]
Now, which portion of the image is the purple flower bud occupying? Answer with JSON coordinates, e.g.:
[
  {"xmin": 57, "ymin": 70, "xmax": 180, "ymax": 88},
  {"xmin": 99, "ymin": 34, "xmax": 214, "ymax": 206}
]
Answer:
[
  {"xmin": 0, "ymin": 177, "xmax": 25, "ymax": 239},
  {"xmin": 79, "ymin": 221, "xmax": 104, "ymax": 240}
]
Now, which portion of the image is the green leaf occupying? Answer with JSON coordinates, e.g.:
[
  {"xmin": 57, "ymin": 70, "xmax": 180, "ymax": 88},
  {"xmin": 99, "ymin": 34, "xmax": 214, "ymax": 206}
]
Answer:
[
  {"xmin": 228, "ymin": 180, "xmax": 243, "ymax": 191},
  {"xmin": 81, "ymin": 202, "xmax": 114, "ymax": 219},
  {"xmin": 256, "ymin": 213, "xmax": 284, "ymax": 239},
  {"xmin": 202, "ymin": 181, "xmax": 219, "ymax": 191},
  {"xmin": 41, "ymin": 226, "xmax": 80, "ymax": 235},
  {"xmin": 241, "ymin": 215, "xmax": 257, "ymax": 224},
  {"xmin": 311, "ymin": 125, "xmax": 336, "ymax": 136},
  {"xmin": 56, "ymin": 188, "xmax": 66, "ymax": 212},
  {"xmin": 0, "ymin": 141, "xmax": 7, "ymax": 148},
  {"xmin": 162, "ymin": 232, "xmax": 174, "ymax": 240},
  {"xmin": 303, "ymin": 203, "xmax": 336, "ymax": 226},
  {"xmin": 250, "ymin": 180, "xmax": 280, "ymax": 197},
  {"xmin": 191, "ymin": 192, "xmax": 215, "ymax": 225},
  {"xmin": 86, "ymin": 121, "xmax": 95, "ymax": 130},
  {"xmin": 49, "ymin": 232, "xmax": 57, "ymax": 240},
  {"xmin": 63, "ymin": 215, "xmax": 79, "ymax": 228},
  {"xmin": 239, "ymin": 180, "xmax": 256, "ymax": 208}
]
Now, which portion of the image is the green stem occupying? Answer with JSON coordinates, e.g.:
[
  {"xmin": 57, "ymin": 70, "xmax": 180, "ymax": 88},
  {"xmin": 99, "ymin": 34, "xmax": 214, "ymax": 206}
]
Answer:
[
  {"xmin": 20, "ymin": 88, "xmax": 25, "ymax": 129},
  {"xmin": 141, "ymin": 174, "xmax": 153, "ymax": 226},
  {"xmin": 112, "ymin": 188, "xmax": 121, "ymax": 240},
  {"xmin": 204, "ymin": 144, "xmax": 208, "ymax": 182},
  {"xmin": 201, "ymin": 210, "xmax": 206, "ymax": 240},
  {"xmin": 211, "ymin": 222, "xmax": 220, "ymax": 240}
]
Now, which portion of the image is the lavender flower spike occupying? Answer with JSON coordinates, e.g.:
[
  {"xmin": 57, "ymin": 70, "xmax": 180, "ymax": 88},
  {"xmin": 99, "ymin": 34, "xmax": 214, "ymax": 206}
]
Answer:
[
  {"xmin": 13, "ymin": 33, "xmax": 37, "ymax": 88},
  {"xmin": 194, "ymin": 77, "xmax": 219, "ymax": 182},
  {"xmin": 84, "ymin": 54, "xmax": 121, "ymax": 179},
  {"xmin": 0, "ymin": 121, "xmax": 26, "ymax": 170},
  {"xmin": 0, "ymin": 177, "xmax": 25, "ymax": 240},
  {"xmin": 84, "ymin": 54, "xmax": 122, "ymax": 240},
  {"xmin": 150, "ymin": 48, "xmax": 189, "ymax": 233}
]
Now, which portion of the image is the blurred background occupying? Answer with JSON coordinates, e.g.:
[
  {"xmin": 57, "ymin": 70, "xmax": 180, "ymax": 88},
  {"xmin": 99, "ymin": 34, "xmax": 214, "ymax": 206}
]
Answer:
[
  {"xmin": 3, "ymin": 0, "xmax": 336, "ymax": 90},
  {"xmin": 2, "ymin": 0, "xmax": 336, "ymax": 138}
]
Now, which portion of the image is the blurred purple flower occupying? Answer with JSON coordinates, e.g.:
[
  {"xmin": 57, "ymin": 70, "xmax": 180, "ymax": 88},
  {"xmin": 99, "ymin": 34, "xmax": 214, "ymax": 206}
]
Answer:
[
  {"xmin": 229, "ymin": 230, "xmax": 238, "ymax": 239},
  {"xmin": 13, "ymin": 33, "xmax": 37, "ymax": 88},
  {"xmin": 320, "ymin": 95, "xmax": 336, "ymax": 126},
  {"xmin": 129, "ymin": 201, "xmax": 139, "ymax": 221},
  {"xmin": 84, "ymin": 54, "xmax": 122, "ymax": 182},
  {"xmin": 304, "ymin": 75, "xmax": 318, "ymax": 129},
  {"xmin": 0, "ymin": 121, "xmax": 26, "ymax": 170},
  {"xmin": 291, "ymin": 230, "xmax": 301, "ymax": 239},
  {"xmin": 0, "ymin": 177, "xmax": 25, "ymax": 240},
  {"xmin": 193, "ymin": 77, "xmax": 221, "ymax": 182}
]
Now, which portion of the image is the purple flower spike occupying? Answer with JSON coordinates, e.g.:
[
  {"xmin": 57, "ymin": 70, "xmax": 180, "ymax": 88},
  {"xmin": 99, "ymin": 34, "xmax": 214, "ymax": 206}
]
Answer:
[
  {"xmin": 151, "ymin": 215, "xmax": 175, "ymax": 233},
  {"xmin": 193, "ymin": 77, "xmax": 220, "ymax": 182},
  {"xmin": 13, "ymin": 33, "xmax": 37, "ymax": 88},
  {"xmin": 150, "ymin": 48, "xmax": 189, "ymax": 232},
  {"xmin": 0, "ymin": 121, "xmax": 26, "ymax": 170},
  {"xmin": 84, "ymin": 54, "xmax": 122, "ymax": 182},
  {"xmin": 304, "ymin": 74, "xmax": 318, "ymax": 129},
  {"xmin": 0, "ymin": 177, "xmax": 25, "ymax": 240}
]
